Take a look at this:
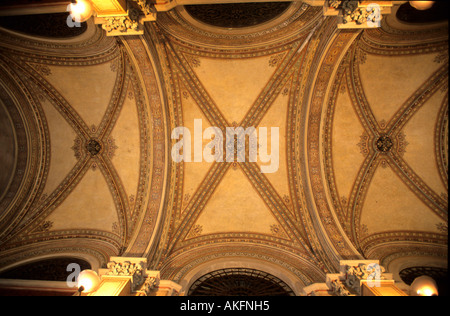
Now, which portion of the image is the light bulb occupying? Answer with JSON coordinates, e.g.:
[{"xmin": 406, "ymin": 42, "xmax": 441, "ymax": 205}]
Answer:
[
  {"xmin": 77, "ymin": 269, "xmax": 101, "ymax": 293},
  {"xmin": 69, "ymin": 0, "xmax": 94, "ymax": 23}
]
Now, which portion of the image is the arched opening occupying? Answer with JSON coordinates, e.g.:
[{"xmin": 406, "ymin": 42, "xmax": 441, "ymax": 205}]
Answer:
[
  {"xmin": 184, "ymin": 2, "xmax": 291, "ymax": 29},
  {"xmin": 396, "ymin": 1, "xmax": 449, "ymax": 23},
  {"xmin": 188, "ymin": 268, "xmax": 296, "ymax": 296},
  {"xmin": 0, "ymin": 12, "xmax": 88, "ymax": 38}
]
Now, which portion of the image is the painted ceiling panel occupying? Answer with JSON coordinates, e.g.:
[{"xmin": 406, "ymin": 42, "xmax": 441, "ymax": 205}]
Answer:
[
  {"xmin": 44, "ymin": 62, "xmax": 118, "ymax": 129},
  {"xmin": 402, "ymin": 88, "xmax": 447, "ymax": 197},
  {"xmin": 360, "ymin": 165, "xmax": 443, "ymax": 235},
  {"xmin": 193, "ymin": 166, "xmax": 283, "ymax": 237},
  {"xmin": 180, "ymin": 83, "xmax": 215, "ymax": 209},
  {"xmin": 190, "ymin": 54, "xmax": 282, "ymax": 125},
  {"xmin": 110, "ymin": 84, "xmax": 141, "ymax": 205},
  {"xmin": 256, "ymin": 82, "xmax": 290, "ymax": 202},
  {"xmin": 358, "ymin": 53, "xmax": 442, "ymax": 125},
  {"xmin": 331, "ymin": 77, "xmax": 366, "ymax": 201},
  {"xmin": 39, "ymin": 95, "xmax": 78, "ymax": 196},
  {"xmin": 45, "ymin": 168, "xmax": 119, "ymax": 233}
]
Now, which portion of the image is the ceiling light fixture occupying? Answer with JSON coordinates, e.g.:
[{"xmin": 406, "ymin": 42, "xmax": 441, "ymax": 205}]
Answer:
[
  {"xmin": 409, "ymin": 275, "xmax": 439, "ymax": 296},
  {"xmin": 410, "ymin": 1, "xmax": 435, "ymax": 11},
  {"xmin": 74, "ymin": 269, "xmax": 101, "ymax": 296},
  {"xmin": 69, "ymin": 0, "xmax": 94, "ymax": 23}
]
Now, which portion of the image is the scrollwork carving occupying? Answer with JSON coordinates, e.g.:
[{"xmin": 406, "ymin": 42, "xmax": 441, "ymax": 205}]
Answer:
[
  {"xmin": 327, "ymin": 0, "xmax": 381, "ymax": 26},
  {"xmin": 345, "ymin": 263, "xmax": 386, "ymax": 294},
  {"xmin": 106, "ymin": 260, "xmax": 146, "ymax": 291},
  {"xmin": 136, "ymin": 276, "xmax": 160, "ymax": 296},
  {"xmin": 132, "ymin": 0, "xmax": 156, "ymax": 16},
  {"xmin": 330, "ymin": 279, "xmax": 352, "ymax": 296},
  {"xmin": 102, "ymin": 9, "xmax": 141, "ymax": 34}
]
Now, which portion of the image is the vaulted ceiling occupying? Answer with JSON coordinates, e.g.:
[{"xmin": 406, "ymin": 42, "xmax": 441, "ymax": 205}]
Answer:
[{"xmin": 0, "ymin": 1, "xmax": 447, "ymax": 292}]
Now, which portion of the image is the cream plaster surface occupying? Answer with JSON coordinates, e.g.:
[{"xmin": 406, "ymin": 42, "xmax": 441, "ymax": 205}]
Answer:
[
  {"xmin": 256, "ymin": 84, "xmax": 290, "ymax": 199},
  {"xmin": 181, "ymin": 85, "xmax": 215, "ymax": 203},
  {"xmin": 44, "ymin": 62, "xmax": 118, "ymax": 128},
  {"xmin": 191, "ymin": 54, "xmax": 280, "ymax": 124},
  {"xmin": 194, "ymin": 167, "xmax": 279, "ymax": 235},
  {"xmin": 40, "ymin": 95, "xmax": 78, "ymax": 196},
  {"xmin": 331, "ymin": 84, "xmax": 365, "ymax": 200},
  {"xmin": 110, "ymin": 86, "xmax": 141, "ymax": 200},
  {"xmin": 46, "ymin": 169, "xmax": 118, "ymax": 232},
  {"xmin": 360, "ymin": 165, "xmax": 442, "ymax": 234},
  {"xmin": 402, "ymin": 88, "xmax": 447, "ymax": 196},
  {"xmin": 359, "ymin": 53, "xmax": 441, "ymax": 124}
]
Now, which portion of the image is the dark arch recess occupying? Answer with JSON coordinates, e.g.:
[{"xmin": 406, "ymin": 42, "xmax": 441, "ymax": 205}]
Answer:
[
  {"xmin": 184, "ymin": 2, "xmax": 291, "ymax": 29},
  {"xmin": 0, "ymin": 12, "xmax": 87, "ymax": 38},
  {"xmin": 0, "ymin": 257, "xmax": 91, "ymax": 281},
  {"xmin": 396, "ymin": 2, "xmax": 449, "ymax": 24},
  {"xmin": 188, "ymin": 268, "xmax": 296, "ymax": 296}
]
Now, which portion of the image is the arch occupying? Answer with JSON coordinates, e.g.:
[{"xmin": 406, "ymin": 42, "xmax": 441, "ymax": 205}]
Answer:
[
  {"xmin": 0, "ymin": 239, "xmax": 113, "ymax": 275},
  {"xmin": 160, "ymin": 243, "xmax": 326, "ymax": 296},
  {"xmin": 179, "ymin": 257, "xmax": 304, "ymax": 296},
  {"xmin": 188, "ymin": 268, "xmax": 296, "ymax": 296},
  {"xmin": 184, "ymin": 2, "xmax": 291, "ymax": 29}
]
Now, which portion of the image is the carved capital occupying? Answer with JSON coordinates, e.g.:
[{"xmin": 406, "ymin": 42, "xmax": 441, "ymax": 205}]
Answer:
[
  {"xmin": 330, "ymin": 279, "xmax": 352, "ymax": 296},
  {"xmin": 132, "ymin": 0, "xmax": 156, "ymax": 16},
  {"xmin": 345, "ymin": 262, "xmax": 387, "ymax": 294},
  {"xmin": 105, "ymin": 258, "xmax": 147, "ymax": 292},
  {"xmin": 95, "ymin": 1, "xmax": 156, "ymax": 36},
  {"xmin": 136, "ymin": 272, "xmax": 161, "ymax": 296},
  {"xmin": 324, "ymin": 0, "xmax": 393, "ymax": 29}
]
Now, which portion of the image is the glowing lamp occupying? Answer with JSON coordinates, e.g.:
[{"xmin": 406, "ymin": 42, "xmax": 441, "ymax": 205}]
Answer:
[
  {"xmin": 409, "ymin": 275, "xmax": 439, "ymax": 296},
  {"xmin": 76, "ymin": 269, "xmax": 101, "ymax": 294},
  {"xmin": 69, "ymin": 0, "xmax": 94, "ymax": 23},
  {"xmin": 410, "ymin": 1, "xmax": 435, "ymax": 11}
]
